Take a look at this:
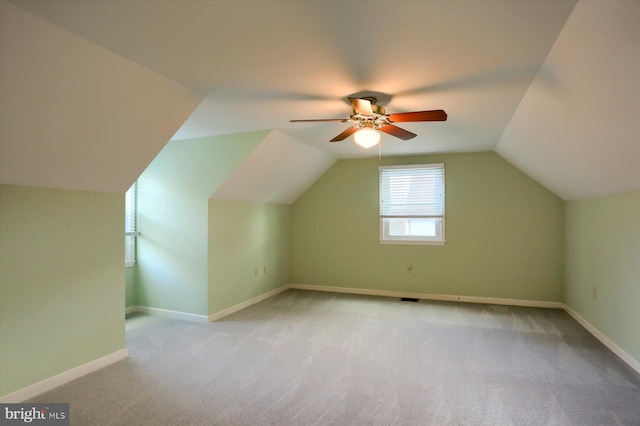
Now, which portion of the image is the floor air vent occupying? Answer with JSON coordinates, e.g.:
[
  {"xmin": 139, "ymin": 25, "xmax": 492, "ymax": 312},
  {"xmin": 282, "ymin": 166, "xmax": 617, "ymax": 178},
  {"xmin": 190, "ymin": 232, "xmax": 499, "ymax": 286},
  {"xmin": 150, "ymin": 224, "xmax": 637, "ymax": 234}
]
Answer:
[{"xmin": 400, "ymin": 297, "xmax": 419, "ymax": 302}]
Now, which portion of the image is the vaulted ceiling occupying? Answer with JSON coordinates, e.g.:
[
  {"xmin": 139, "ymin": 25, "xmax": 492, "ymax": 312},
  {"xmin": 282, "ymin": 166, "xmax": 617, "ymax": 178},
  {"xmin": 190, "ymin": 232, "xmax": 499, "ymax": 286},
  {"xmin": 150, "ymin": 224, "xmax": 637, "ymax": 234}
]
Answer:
[{"xmin": 1, "ymin": 0, "xmax": 638, "ymax": 200}]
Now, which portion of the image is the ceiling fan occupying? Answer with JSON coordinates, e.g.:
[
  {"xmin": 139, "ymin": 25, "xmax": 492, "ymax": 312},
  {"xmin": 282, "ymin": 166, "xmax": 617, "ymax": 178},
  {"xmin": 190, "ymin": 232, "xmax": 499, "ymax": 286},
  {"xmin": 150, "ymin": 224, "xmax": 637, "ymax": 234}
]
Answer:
[{"xmin": 290, "ymin": 96, "xmax": 447, "ymax": 148}]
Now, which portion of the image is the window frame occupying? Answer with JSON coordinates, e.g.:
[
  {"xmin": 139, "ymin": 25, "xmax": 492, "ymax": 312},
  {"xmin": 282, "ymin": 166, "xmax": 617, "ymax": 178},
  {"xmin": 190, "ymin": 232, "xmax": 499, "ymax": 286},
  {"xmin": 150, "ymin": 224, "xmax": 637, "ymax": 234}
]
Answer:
[
  {"xmin": 379, "ymin": 163, "xmax": 446, "ymax": 246},
  {"xmin": 125, "ymin": 182, "xmax": 138, "ymax": 267}
]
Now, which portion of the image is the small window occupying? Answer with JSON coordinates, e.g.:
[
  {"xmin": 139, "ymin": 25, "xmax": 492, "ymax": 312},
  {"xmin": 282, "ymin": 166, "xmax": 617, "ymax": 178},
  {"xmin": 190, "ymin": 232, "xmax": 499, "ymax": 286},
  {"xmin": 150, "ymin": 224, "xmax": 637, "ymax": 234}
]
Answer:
[
  {"xmin": 379, "ymin": 164, "xmax": 445, "ymax": 245},
  {"xmin": 125, "ymin": 182, "xmax": 138, "ymax": 267}
]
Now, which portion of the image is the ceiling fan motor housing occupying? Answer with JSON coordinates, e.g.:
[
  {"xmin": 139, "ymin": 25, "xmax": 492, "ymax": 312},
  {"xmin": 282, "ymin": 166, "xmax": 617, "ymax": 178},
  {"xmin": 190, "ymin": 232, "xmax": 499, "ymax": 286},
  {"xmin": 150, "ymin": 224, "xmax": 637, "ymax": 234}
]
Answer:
[{"xmin": 350, "ymin": 98, "xmax": 389, "ymax": 130}]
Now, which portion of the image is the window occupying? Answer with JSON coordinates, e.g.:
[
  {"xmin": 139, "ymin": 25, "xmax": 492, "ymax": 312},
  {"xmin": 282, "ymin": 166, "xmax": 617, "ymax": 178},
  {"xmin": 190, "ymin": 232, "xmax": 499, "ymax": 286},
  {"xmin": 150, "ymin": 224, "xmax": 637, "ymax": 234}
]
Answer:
[
  {"xmin": 125, "ymin": 182, "xmax": 138, "ymax": 267},
  {"xmin": 379, "ymin": 163, "xmax": 445, "ymax": 245}
]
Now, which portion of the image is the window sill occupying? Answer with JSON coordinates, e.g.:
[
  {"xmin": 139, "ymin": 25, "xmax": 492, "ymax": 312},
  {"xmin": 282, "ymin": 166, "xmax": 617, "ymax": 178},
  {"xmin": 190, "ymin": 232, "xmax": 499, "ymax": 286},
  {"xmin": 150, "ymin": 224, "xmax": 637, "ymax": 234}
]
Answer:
[{"xmin": 380, "ymin": 239, "xmax": 446, "ymax": 246}]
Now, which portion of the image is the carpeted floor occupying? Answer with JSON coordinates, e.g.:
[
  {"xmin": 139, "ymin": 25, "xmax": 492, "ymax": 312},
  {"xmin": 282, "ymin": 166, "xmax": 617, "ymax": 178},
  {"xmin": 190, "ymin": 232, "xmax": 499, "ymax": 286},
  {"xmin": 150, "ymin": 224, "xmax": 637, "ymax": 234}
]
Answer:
[{"xmin": 30, "ymin": 289, "xmax": 640, "ymax": 425}]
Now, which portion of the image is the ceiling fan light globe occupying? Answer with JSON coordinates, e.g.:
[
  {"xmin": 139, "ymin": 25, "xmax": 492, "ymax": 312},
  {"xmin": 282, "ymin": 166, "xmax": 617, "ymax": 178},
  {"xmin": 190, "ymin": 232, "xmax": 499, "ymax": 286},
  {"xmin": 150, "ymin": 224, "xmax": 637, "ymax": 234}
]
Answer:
[{"xmin": 354, "ymin": 128, "xmax": 380, "ymax": 148}]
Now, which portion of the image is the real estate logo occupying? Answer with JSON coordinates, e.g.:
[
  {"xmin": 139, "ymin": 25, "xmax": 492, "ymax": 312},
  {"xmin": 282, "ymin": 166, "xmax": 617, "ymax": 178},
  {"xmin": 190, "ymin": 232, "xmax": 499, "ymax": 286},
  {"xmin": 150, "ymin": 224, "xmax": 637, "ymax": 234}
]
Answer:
[{"xmin": 0, "ymin": 404, "xmax": 68, "ymax": 426}]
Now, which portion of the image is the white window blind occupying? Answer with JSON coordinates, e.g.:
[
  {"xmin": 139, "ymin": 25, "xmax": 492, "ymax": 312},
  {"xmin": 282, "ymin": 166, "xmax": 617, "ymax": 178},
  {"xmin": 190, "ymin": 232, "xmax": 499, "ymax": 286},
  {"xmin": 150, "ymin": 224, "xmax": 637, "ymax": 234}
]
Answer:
[
  {"xmin": 125, "ymin": 182, "xmax": 136, "ymax": 234},
  {"xmin": 125, "ymin": 182, "xmax": 137, "ymax": 266},
  {"xmin": 379, "ymin": 164, "xmax": 445, "ymax": 244}
]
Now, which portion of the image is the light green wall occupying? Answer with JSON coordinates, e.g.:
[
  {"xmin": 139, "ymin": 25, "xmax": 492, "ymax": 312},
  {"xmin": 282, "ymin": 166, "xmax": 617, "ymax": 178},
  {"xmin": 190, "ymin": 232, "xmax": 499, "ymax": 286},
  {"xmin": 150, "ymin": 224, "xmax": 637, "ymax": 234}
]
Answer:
[
  {"xmin": 135, "ymin": 131, "xmax": 266, "ymax": 315},
  {"xmin": 292, "ymin": 152, "xmax": 564, "ymax": 301},
  {"xmin": 135, "ymin": 171, "xmax": 209, "ymax": 315},
  {"xmin": 208, "ymin": 200, "xmax": 291, "ymax": 314},
  {"xmin": 125, "ymin": 266, "xmax": 136, "ymax": 308},
  {"xmin": 565, "ymin": 191, "xmax": 640, "ymax": 361},
  {"xmin": 0, "ymin": 185, "xmax": 125, "ymax": 396}
]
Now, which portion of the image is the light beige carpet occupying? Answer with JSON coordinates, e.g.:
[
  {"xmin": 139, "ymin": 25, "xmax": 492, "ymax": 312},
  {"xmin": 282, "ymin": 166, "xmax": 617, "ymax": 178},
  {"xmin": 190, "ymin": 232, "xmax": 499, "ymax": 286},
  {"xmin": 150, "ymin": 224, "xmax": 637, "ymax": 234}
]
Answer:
[{"xmin": 30, "ymin": 289, "xmax": 640, "ymax": 425}]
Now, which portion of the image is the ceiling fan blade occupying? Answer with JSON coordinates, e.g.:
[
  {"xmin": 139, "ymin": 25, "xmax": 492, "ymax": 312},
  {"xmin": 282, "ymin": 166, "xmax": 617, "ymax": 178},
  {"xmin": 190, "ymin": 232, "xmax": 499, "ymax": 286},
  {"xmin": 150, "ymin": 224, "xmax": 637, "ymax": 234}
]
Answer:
[
  {"xmin": 290, "ymin": 118, "xmax": 347, "ymax": 123},
  {"xmin": 379, "ymin": 125, "xmax": 417, "ymax": 141},
  {"xmin": 387, "ymin": 110, "xmax": 447, "ymax": 122},
  {"xmin": 330, "ymin": 126, "xmax": 359, "ymax": 142},
  {"xmin": 348, "ymin": 97, "xmax": 374, "ymax": 116}
]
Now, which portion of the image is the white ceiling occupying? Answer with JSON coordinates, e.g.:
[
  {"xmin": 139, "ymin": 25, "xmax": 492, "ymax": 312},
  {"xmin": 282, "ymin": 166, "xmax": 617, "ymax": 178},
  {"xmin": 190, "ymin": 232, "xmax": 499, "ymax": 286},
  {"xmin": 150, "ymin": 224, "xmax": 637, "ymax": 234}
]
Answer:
[
  {"xmin": 3, "ymin": 0, "xmax": 639, "ymax": 200},
  {"xmin": 0, "ymin": 1, "xmax": 203, "ymax": 192},
  {"xmin": 213, "ymin": 130, "xmax": 335, "ymax": 204},
  {"xmin": 496, "ymin": 0, "xmax": 640, "ymax": 200}
]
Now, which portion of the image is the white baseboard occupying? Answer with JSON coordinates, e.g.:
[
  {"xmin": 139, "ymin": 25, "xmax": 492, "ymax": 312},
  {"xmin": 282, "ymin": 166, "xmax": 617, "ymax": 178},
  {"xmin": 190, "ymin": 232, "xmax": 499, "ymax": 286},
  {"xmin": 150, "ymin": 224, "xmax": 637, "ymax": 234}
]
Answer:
[
  {"xmin": 130, "ymin": 286, "xmax": 290, "ymax": 323},
  {"xmin": 125, "ymin": 305, "xmax": 137, "ymax": 315},
  {"xmin": 287, "ymin": 283, "xmax": 564, "ymax": 309},
  {"xmin": 0, "ymin": 348, "xmax": 128, "ymax": 403},
  {"xmin": 208, "ymin": 285, "xmax": 289, "ymax": 322},
  {"xmin": 563, "ymin": 305, "xmax": 640, "ymax": 375},
  {"xmin": 134, "ymin": 306, "xmax": 209, "ymax": 323}
]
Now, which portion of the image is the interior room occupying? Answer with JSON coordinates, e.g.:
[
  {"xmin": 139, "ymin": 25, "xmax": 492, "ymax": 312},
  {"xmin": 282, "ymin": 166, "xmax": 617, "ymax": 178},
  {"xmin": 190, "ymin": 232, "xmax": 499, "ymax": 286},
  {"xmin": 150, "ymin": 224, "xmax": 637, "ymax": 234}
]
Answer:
[{"xmin": 1, "ymin": 0, "xmax": 638, "ymax": 424}]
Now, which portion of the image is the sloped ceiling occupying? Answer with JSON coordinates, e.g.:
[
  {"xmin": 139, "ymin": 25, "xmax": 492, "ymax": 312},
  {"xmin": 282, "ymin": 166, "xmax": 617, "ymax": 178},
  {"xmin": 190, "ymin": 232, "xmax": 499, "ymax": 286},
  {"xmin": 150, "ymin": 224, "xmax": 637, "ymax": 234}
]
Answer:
[
  {"xmin": 0, "ymin": 1, "xmax": 203, "ymax": 193},
  {"xmin": 3, "ymin": 0, "xmax": 638, "ymax": 200},
  {"xmin": 496, "ymin": 0, "xmax": 640, "ymax": 200},
  {"xmin": 139, "ymin": 130, "xmax": 269, "ymax": 199},
  {"xmin": 212, "ymin": 130, "xmax": 336, "ymax": 204}
]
